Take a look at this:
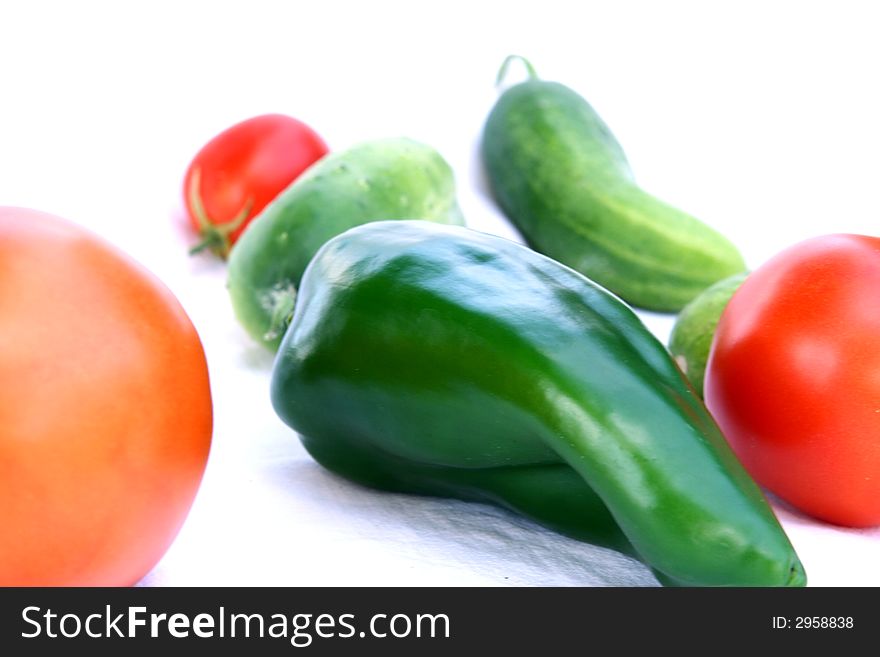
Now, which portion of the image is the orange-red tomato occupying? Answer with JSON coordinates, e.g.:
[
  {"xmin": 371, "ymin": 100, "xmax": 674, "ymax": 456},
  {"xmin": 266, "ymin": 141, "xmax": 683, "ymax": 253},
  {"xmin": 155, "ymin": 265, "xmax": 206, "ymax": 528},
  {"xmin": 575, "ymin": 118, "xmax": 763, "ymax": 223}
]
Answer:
[
  {"xmin": 705, "ymin": 234, "xmax": 880, "ymax": 527},
  {"xmin": 0, "ymin": 207, "xmax": 213, "ymax": 585}
]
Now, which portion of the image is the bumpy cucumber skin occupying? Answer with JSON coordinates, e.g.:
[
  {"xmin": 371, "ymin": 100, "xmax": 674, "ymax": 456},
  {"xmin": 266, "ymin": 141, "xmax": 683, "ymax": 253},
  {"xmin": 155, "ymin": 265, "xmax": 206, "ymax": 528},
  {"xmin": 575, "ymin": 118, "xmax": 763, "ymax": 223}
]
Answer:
[
  {"xmin": 227, "ymin": 138, "xmax": 465, "ymax": 350},
  {"xmin": 669, "ymin": 272, "xmax": 748, "ymax": 398},
  {"xmin": 481, "ymin": 79, "xmax": 746, "ymax": 312}
]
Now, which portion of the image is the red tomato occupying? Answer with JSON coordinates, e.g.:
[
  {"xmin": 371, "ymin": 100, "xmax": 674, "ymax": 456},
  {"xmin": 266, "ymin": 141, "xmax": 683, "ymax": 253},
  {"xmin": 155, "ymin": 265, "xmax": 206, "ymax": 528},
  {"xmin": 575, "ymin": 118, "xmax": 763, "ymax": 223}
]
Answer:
[
  {"xmin": 705, "ymin": 234, "xmax": 880, "ymax": 527},
  {"xmin": 184, "ymin": 113, "xmax": 328, "ymax": 258},
  {"xmin": 0, "ymin": 207, "xmax": 213, "ymax": 585}
]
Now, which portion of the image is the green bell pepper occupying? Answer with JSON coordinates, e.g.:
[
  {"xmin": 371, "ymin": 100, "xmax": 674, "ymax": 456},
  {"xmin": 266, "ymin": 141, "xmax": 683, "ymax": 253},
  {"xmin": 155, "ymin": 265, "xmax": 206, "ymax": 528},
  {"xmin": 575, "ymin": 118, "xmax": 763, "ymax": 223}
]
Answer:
[{"xmin": 271, "ymin": 220, "xmax": 806, "ymax": 587}]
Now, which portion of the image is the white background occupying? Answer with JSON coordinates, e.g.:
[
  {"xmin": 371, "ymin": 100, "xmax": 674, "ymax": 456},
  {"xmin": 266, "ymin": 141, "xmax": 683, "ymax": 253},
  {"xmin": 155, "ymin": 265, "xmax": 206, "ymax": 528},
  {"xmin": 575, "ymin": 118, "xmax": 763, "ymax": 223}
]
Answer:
[{"xmin": 2, "ymin": 0, "xmax": 880, "ymax": 586}]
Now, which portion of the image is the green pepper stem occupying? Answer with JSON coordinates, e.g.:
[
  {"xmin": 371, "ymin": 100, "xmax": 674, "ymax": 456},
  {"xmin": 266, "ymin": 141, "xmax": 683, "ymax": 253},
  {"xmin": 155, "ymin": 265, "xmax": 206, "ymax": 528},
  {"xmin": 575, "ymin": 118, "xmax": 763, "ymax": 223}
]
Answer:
[{"xmin": 496, "ymin": 55, "xmax": 539, "ymax": 87}]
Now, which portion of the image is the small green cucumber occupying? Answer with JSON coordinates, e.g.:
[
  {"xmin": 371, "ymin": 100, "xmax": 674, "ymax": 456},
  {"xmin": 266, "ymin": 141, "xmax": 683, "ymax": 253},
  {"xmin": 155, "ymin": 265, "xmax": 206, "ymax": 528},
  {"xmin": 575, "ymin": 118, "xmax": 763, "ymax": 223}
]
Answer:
[
  {"xmin": 227, "ymin": 137, "xmax": 465, "ymax": 350},
  {"xmin": 669, "ymin": 272, "xmax": 747, "ymax": 397},
  {"xmin": 481, "ymin": 56, "xmax": 746, "ymax": 312}
]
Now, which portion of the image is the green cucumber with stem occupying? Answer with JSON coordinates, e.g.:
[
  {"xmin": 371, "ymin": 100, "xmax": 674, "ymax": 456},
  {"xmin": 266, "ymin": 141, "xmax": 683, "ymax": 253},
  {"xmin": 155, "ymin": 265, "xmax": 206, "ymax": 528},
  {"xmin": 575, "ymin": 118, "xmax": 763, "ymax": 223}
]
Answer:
[{"xmin": 481, "ymin": 56, "xmax": 746, "ymax": 312}]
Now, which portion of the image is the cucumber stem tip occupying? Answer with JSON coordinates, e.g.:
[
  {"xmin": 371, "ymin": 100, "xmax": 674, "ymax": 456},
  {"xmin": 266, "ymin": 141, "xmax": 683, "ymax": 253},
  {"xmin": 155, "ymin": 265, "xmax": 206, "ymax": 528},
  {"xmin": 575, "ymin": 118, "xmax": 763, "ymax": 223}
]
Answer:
[{"xmin": 496, "ymin": 55, "xmax": 539, "ymax": 87}]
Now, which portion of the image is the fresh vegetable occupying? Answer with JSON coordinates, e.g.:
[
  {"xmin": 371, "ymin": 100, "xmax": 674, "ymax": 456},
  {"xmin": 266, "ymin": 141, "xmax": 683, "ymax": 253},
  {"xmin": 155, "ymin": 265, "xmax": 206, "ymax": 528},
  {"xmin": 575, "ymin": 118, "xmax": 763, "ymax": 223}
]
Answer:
[
  {"xmin": 227, "ymin": 137, "xmax": 465, "ymax": 350},
  {"xmin": 184, "ymin": 113, "xmax": 328, "ymax": 258},
  {"xmin": 0, "ymin": 207, "xmax": 213, "ymax": 586},
  {"xmin": 271, "ymin": 220, "xmax": 805, "ymax": 587},
  {"xmin": 481, "ymin": 56, "xmax": 746, "ymax": 312},
  {"xmin": 669, "ymin": 272, "xmax": 747, "ymax": 397},
  {"xmin": 705, "ymin": 234, "xmax": 880, "ymax": 527}
]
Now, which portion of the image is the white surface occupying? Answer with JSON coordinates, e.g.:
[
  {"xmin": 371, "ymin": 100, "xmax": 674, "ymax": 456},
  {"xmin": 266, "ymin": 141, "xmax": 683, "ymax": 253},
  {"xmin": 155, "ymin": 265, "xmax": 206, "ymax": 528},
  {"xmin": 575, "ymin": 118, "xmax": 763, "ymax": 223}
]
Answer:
[{"xmin": 2, "ymin": 0, "xmax": 880, "ymax": 586}]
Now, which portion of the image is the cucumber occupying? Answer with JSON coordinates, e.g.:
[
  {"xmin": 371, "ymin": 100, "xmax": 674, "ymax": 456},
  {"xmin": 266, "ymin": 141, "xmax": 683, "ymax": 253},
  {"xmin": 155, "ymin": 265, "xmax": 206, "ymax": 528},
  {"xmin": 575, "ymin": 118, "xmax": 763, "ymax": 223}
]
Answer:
[
  {"xmin": 227, "ymin": 137, "xmax": 465, "ymax": 350},
  {"xmin": 669, "ymin": 272, "xmax": 747, "ymax": 397},
  {"xmin": 481, "ymin": 56, "xmax": 746, "ymax": 312}
]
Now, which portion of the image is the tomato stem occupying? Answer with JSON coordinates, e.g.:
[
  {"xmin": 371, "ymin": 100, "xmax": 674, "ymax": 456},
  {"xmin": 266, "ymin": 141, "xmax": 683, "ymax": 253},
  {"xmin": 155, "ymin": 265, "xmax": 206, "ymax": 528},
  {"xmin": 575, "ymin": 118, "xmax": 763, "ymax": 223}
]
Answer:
[
  {"xmin": 188, "ymin": 230, "xmax": 226, "ymax": 256},
  {"xmin": 496, "ymin": 55, "xmax": 539, "ymax": 87},
  {"xmin": 187, "ymin": 167, "xmax": 254, "ymax": 259}
]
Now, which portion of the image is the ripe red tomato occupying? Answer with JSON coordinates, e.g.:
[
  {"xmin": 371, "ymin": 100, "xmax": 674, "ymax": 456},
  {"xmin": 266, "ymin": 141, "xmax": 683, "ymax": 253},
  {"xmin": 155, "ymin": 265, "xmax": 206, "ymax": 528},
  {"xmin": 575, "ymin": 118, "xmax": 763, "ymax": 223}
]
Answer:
[
  {"xmin": 184, "ymin": 113, "xmax": 328, "ymax": 258},
  {"xmin": 705, "ymin": 234, "xmax": 880, "ymax": 527},
  {"xmin": 0, "ymin": 207, "xmax": 213, "ymax": 585}
]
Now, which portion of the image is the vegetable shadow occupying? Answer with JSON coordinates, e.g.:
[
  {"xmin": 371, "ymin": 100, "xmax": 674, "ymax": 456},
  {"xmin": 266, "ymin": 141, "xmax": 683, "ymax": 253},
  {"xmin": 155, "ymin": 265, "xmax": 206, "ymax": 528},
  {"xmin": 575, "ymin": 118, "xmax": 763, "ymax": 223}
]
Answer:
[{"xmin": 267, "ymin": 458, "xmax": 660, "ymax": 587}]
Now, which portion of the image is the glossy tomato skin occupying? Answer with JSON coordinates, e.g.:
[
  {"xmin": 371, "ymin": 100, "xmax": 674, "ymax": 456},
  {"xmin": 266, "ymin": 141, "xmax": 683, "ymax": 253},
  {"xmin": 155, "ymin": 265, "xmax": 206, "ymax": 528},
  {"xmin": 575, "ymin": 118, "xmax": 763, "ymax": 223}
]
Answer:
[
  {"xmin": 0, "ymin": 207, "xmax": 213, "ymax": 585},
  {"xmin": 183, "ymin": 113, "xmax": 328, "ymax": 257},
  {"xmin": 705, "ymin": 234, "xmax": 880, "ymax": 527}
]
